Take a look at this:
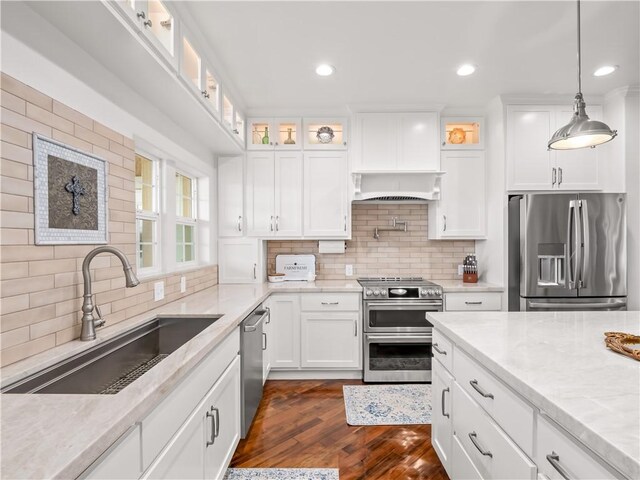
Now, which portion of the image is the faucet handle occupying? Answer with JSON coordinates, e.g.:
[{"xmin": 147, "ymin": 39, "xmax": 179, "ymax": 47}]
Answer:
[{"xmin": 94, "ymin": 303, "xmax": 106, "ymax": 328}]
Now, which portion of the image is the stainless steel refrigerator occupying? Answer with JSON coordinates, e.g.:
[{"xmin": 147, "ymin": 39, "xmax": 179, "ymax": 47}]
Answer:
[{"xmin": 508, "ymin": 193, "xmax": 627, "ymax": 311}]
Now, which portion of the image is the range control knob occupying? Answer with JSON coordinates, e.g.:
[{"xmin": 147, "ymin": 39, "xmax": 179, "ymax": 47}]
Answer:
[
  {"xmin": 428, "ymin": 289, "xmax": 436, "ymax": 296},
  {"xmin": 373, "ymin": 289, "xmax": 381, "ymax": 296},
  {"xmin": 380, "ymin": 290, "xmax": 387, "ymax": 296},
  {"xmin": 366, "ymin": 289, "xmax": 373, "ymax": 296},
  {"xmin": 421, "ymin": 289, "xmax": 428, "ymax": 296}
]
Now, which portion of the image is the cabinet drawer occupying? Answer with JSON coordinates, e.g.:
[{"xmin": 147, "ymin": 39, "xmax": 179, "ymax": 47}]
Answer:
[
  {"xmin": 535, "ymin": 414, "xmax": 623, "ymax": 480},
  {"xmin": 454, "ymin": 347, "xmax": 534, "ymax": 456},
  {"xmin": 451, "ymin": 432, "xmax": 484, "ymax": 480},
  {"xmin": 80, "ymin": 425, "xmax": 142, "ymax": 479},
  {"xmin": 141, "ymin": 328, "xmax": 240, "ymax": 468},
  {"xmin": 445, "ymin": 292, "xmax": 502, "ymax": 311},
  {"xmin": 432, "ymin": 329, "xmax": 453, "ymax": 374},
  {"xmin": 300, "ymin": 293, "xmax": 360, "ymax": 312},
  {"xmin": 453, "ymin": 382, "xmax": 536, "ymax": 480}
]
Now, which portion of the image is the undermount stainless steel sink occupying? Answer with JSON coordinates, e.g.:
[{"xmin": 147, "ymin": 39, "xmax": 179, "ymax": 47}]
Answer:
[{"xmin": 2, "ymin": 316, "xmax": 222, "ymax": 395}]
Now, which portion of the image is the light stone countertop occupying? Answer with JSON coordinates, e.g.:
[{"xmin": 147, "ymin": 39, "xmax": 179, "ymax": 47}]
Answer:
[
  {"xmin": 438, "ymin": 279, "xmax": 504, "ymax": 293},
  {"xmin": 427, "ymin": 310, "xmax": 640, "ymax": 479},
  {"xmin": 0, "ymin": 281, "xmax": 362, "ymax": 480}
]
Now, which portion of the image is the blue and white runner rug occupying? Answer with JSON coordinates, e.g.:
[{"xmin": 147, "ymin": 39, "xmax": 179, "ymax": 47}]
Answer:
[{"xmin": 343, "ymin": 384, "xmax": 432, "ymax": 425}]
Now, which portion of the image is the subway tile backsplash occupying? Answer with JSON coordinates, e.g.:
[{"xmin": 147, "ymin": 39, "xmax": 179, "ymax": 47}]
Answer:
[{"xmin": 268, "ymin": 204, "xmax": 475, "ymax": 280}]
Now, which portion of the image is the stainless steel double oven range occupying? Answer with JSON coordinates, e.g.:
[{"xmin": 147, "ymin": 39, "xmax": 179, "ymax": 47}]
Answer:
[{"xmin": 358, "ymin": 277, "xmax": 443, "ymax": 383}]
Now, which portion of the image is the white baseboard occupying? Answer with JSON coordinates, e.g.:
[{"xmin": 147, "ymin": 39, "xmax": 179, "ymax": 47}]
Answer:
[{"xmin": 268, "ymin": 370, "xmax": 363, "ymax": 380}]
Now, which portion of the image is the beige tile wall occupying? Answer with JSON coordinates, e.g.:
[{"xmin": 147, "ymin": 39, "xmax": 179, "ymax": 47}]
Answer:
[
  {"xmin": 0, "ymin": 73, "xmax": 218, "ymax": 367},
  {"xmin": 268, "ymin": 203, "xmax": 475, "ymax": 280}
]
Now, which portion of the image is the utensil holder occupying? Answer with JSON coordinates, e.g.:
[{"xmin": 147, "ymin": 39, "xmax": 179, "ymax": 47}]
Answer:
[{"xmin": 463, "ymin": 273, "xmax": 478, "ymax": 283}]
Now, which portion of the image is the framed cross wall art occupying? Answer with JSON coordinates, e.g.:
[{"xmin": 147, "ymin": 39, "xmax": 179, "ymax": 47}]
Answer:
[{"xmin": 33, "ymin": 134, "xmax": 108, "ymax": 245}]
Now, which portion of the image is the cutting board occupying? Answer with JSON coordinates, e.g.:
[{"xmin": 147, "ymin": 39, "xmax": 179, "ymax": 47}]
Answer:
[{"xmin": 275, "ymin": 255, "xmax": 316, "ymax": 281}]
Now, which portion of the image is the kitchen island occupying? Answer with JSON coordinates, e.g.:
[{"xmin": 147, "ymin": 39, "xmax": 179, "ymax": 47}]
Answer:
[{"xmin": 427, "ymin": 310, "xmax": 640, "ymax": 480}]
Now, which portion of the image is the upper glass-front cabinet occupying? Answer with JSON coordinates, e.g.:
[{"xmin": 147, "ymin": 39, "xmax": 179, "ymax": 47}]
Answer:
[
  {"xmin": 441, "ymin": 116, "xmax": 484, "ymax": 150},
  {"xmin": 181, "ymin": 36, "xmax": 201, "ymax": 92},
  {"xmin": 247, "ymin": 118, "xmax": 302, "ymax": 150},
  {"xmin": 204, "ymin": 67, "xmax": 220, "ymax": 114},
  {"xmin": 303, "ymin": 118, "xmax": 348, "ymax": 150},
  {"xmin": 223, "ymin": 95, "xmax": 234, "ymax": 128}
]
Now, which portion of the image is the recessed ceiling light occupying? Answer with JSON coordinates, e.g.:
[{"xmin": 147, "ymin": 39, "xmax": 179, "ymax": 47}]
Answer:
[
  {"xmin": 456, "ymin": 64, "xmax": 477, "ymax": 76},
  {"xmin": 593, "ymin": 65, "xmax": 618, "ymax": 77},
  {"xmin": 315, "ymin": 64, "xmax": 335, "ymax": 77}
]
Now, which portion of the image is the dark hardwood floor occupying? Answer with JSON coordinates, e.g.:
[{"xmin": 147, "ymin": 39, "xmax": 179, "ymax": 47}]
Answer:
[{"xmin": 230, "ymin": 380, "xmax": 449, "ymax": 480}]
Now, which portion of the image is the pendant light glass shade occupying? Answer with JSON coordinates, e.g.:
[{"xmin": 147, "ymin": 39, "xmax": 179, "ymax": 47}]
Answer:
[{"xmin": 548, "ymin": 0, "xmax": 617, "ymax": 150}]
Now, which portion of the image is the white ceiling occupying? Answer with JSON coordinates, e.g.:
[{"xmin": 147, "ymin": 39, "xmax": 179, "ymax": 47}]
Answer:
[{"xmin": 186, "ymin": 1, "xmax": 640, "ymax": 112}]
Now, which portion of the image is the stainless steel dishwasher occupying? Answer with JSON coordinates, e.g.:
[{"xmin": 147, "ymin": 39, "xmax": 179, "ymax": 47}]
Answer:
[{"xmin": 240, "ymin": 304, "xmax": 269, "ymax": 438}]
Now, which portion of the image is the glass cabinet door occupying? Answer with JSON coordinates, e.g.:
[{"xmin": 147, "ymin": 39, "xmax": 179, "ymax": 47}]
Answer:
[
  {"xmin": 441, "ymin": 117, "xmax": 484, "ymax": 149},
  {"xmin": 274, "ymin": 118, "xmax": 301, "ymax": 150},
  {"xmin": 203, "ymin": 67, "xmax": 220, "ymax": 115},
  {"xmin": 181, "ymin": 36, "xmax": 202, "ymax": 93},
  {"xmin": 143, "ymin": 0, "xmax": 175, "ymax": 58},
  {"xmin": 234, "ymin": 113, "xmax": 245, "ymax": 142},
  {"xmin": 222, "ymin": 95, "xmax": 234, "ymax": 129},
  {"xmin": 303, "ymin": 118, "xmax": 348, "ymax": 150},
  {"xmin": 248, "ymin": 118, "xmax": 274, "ymax": 149}
]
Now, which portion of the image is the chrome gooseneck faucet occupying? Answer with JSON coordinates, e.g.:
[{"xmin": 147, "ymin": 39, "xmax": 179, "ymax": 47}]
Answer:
[{"xmin": 80, "ymin": 246, "xmax": 140, "ymax": 341}]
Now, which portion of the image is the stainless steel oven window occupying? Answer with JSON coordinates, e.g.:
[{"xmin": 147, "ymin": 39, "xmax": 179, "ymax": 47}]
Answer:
[
  {"xmin": 364, "ymin": 334, "xmax": 433, "ymax": 383},
  {"xmin": 364, "ymin": 301, "xmax": 441, "ymax": 332}
]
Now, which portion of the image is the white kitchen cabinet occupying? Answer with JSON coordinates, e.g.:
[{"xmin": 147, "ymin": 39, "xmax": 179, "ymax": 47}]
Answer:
[
  {"xmin": 269, "ymin": 294, "xmax": 301, "ymax": 369},
  {"xmin": 246, "ymin": 151, "xmax": 303, "ymax": 237},
  {"xmin": 218, "ymin": 238, "xmax": 265, "ymax": 284},
  {"xmin": 300, "ymin": 312, "xmax": 361, "ymax": 368},
  {"xmin": 432, "ymin": 360, "xmax": 454, "ymax": 476},
  {"xmin": 247, "ymin": 118, "xmax": 302, "ymax": 150},
  {"xmin": 428, "ymin": 150, "xmax": 486, "ymax": 239},
  {"xmin": 218, "ymin": 156, "xmax": 244, "ymax": 237},
  {"xmin": 444, "ymin": 292, "xmax": 502, "ymax": 312},
  {"xmin": 353, "ymin": 112, "xmax": 439, "ymax": 171},
  {"xmin": 303, "ymin": 118, "xmax": 348, "ymax": 150},
  {"xmin": 81, "ymin": 425, "xmax": 142, "ymax": 480},
  {"xmin": 303, "ymin": 151, "xmax": 349, "ymax": 238},
  {"xmin": 506, "ymin": 104, "xmax": 602, "ymax": 191},
  {"xmin": 143, "ymin": 357, "xmax": 241, "ymax": 480}
]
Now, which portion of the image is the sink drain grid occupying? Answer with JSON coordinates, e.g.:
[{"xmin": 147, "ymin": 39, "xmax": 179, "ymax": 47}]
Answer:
[{"xmin": 99, "ymin": 354, "xmax": 169, "ymax": 394}]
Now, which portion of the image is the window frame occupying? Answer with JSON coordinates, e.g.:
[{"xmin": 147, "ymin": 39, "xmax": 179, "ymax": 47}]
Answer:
[
  {"xmin": 175, "ymin": 170, "xmax": 198, "ymax": 266},
  {"xmin": 135, "ymin": 153, "xmax": 161, "ymax": 277}
]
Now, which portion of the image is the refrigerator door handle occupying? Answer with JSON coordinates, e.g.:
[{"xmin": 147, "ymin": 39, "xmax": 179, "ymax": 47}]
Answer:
[
  {"xmin": 579, "ymin": 199, "xmax": 589, "ymax": 289},
  {"xmin": 527, "ymin": 299, "xmax": 627, "ymax": 310},
  {"xmin": 567, "ymin": 200, "xmax": 581, "ymax": 290}
]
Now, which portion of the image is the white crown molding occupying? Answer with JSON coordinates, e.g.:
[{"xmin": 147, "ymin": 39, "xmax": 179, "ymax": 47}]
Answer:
[
  {"xmin": 500, "ymin": 93, "xmax": 605, "ymax": 106},
  {"xmin": 346, "ymin": 103, "xmax": 446, "ymax": 114}
]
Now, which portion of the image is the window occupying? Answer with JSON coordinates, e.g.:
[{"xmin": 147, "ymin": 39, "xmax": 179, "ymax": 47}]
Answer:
[
  {"xmin": 176, "ymin": 172, "xmax": 196, "ymax": 263},
  {"xmin": 135, "ymin": 154, "xmax": 159, "ymax": 273}
]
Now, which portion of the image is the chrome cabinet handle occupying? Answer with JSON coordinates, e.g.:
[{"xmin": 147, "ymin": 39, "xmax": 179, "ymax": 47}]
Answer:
[
  {"xmin": 270, "ymin": 215, "xmax": 274, "ymax": 232},
  {"xmin": 441, "ymin": 387, "xmax": 450, "ymax": 418},
  {"xmin": 552, "ymin": 167, "xmax": 557, "ymax": 186},
  {"xmin": 275, "ymin": 215, "xmax": 279, "ymax": 232},
  {"xmin": 468, "ymin": 432, "xmax": 492, "ymax": 458},
  {"xmin": 321, "ymin": 301, "xmax": 339, "ymax": 305},
  {"xmin": 136, "ymin": 11, "xmax": 146, "ymax": 19},
  {"xmin": 262, "ymin": 332, "xmax": 267, "ymax": 351},
  {"xmin": 213, "ymin": 407, "xmax": 220, "ymax": 438},
  {"xmin": 201, "ymin": 90, "xmax": 210, "ymax": 99},
  {"xmin": 433, "ymin": 343, "xmax": 447, "ymax": 355},
  {"xmin": 253, "ymin": 263, "xmax": 257, "ymax": 280},
  {"xmin": 354, "ymin": 319, "xmax": 358, "ymax": 336},
  {"xmin": 237, "ymin": 215, "xmax": 242, "ymax": 232},
  {"xmin": 469, "ymin": 379, "xmax": 494, "ymax": 399},
  {"xmin": 465, "ymin": 301, "xmax": 483, "ymax": 305},
  {"xmin": 546, "ymin": 452, "xmax": 573, "ymax": 480},
  {"xmin": 265, "ymin": 306, "xmax": 271, "ymax": 323},
  {"xmin": 205, "ymin": 410, "xmax": 215, "ymax": 446},
  {"xmin": 558, "ymin": 167, "xmax": 563, "ymax": 186},
  {"xmin": 143, "ymin": 19, "xmax": 152, "ymax": 27},
  {"xmin": 443, "ymin": 215, "xmax": 447, "ymax": 231},
  {"xmin": 344, "ymin": 215, "xmax": 347, "ymax": 232}
]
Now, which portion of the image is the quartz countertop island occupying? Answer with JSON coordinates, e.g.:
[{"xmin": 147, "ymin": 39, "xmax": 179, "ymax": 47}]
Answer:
[{"xmin": 427, "ymin": 310, "xmax": 640, "ymax": 479}]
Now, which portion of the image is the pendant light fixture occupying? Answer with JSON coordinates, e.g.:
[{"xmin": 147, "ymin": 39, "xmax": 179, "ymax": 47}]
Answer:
[{"xmin": 548, "ymin": 0, "xmax": 617, "ymax": 150}]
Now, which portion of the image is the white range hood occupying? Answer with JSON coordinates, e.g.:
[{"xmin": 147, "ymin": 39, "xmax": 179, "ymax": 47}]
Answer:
[{"xmin": 351, "ymin": 170, "xmax": 445, "ymax": 203}]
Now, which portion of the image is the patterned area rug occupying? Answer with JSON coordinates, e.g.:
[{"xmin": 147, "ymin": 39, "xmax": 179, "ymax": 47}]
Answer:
[
  {"xmin": 343, "ymin": 384, "xmax": 432, "ymax": 425},
  {"xmin": 224, "ymin": 468, "xmax": 339, "ymax": 480}
]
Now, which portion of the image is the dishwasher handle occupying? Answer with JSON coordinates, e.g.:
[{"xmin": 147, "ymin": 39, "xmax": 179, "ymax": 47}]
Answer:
[{"xmin": 243, "ymin": 308, "xmax": 269, "ymax": 332}]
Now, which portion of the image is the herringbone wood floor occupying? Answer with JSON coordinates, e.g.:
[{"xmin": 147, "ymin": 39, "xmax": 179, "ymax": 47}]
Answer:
[{"xmin": 230, "ymin": 380, "xmax": 449, "ymax": 480}]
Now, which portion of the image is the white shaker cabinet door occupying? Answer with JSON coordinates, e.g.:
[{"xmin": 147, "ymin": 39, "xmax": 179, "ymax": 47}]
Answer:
[
  {"xmin": 218, "ymin": 238, "xmax": 263, "ymax": 284},
  {"xmin": 554, "ymin": 105, "xmax": 602, "ymax": 191},
  {"xmin": 397, "ymin": 112, "xmax": 440, "ymax": 171},
  {"xmin": 303, "ymin": 151, "xmax": 349, "ymax": 238},
  {"xmin": 354, "ymin": 113, "xmax": 398, "ymax": 171},
  {"xmin": 218, "ymin": 156, "xmax": 244, "ymax": 237},
  {"xmin": 507, "ymin": 105, "xmax": 554, "ymax": 191},
  {"xmin": 432, "ymin": 359, "xmax": 454, "ymax": 474},
  {"xmin": 269, "ymin": 294, "xmax": 301, "ymax": 369},
  {"xmin": 300, "ymin": 312, "xmax": 361, "ymax": 369},
  {"xmin": 274, "ymin": 151, "xmax": 303, "ymax": 237},
  {"xmin": 246, "ymin": 152, "xmax": 275, "ymax": 236}
]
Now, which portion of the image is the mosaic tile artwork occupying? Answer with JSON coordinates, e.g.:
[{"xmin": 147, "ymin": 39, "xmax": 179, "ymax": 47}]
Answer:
[
  {"xmin": 343, "ymin": 384, "xmax": 432, "ymax": 425},
  {"xmin": 33, "ymin": 134, "xmax": 108, "ymax": 244},
  {"xmin": 224, "ymin": 468, "xmax": 340, "ymax": 480}
]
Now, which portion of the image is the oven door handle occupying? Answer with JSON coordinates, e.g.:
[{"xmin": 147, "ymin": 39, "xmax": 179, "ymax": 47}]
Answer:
[
  {"xmin": 366, "ymin": 302, "xmax": 443, "ymax": 308},
  {"xmin": 366, "ymin": 335, "xmax": 432, "ymax": 343}
]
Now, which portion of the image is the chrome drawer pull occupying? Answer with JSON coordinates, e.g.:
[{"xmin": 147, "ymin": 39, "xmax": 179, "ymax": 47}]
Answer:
[
  {"xmin": 470, "ymin": 379, "xmax": 494, "ymax": 399},
  {"xmin": 465, "ymin": 301, "xmax": 483, "ymax": 305},
  {"xmin": 205, "ymin": 409, "xmax": 215, "ymax": 446},
  {"xmin": 213, "ymin": 407, "xmax": 220, "ymax": 438},
  {"xmin": 433, "ymin": 343, "xmax": 447, "ymax": 355},
  {"xmin": 468, "ymin": 431, "xmax": 492, "ymax": 458},
  {"xmin": 441, "ymin": 387, "xmax": 450, "ymax": 418},
  {"xmin": 546, "ymin": 452, "xmax": 573, "ymax": 480},
  {"xmin": 321, "ymin": 301, "xmax": 339, "ymax": 305}
]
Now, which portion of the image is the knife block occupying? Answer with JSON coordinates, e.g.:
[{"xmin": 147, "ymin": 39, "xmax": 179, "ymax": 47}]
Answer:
[{"xmin": 463, "ymin": 273, "xmax": 478, "ymax": 283}]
